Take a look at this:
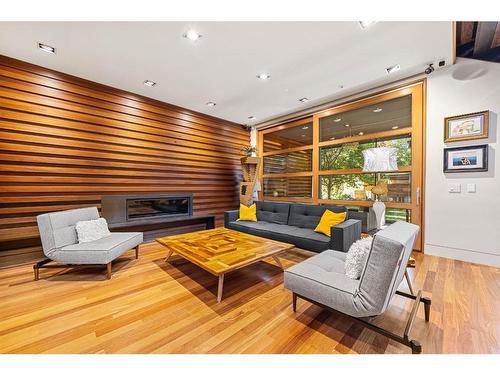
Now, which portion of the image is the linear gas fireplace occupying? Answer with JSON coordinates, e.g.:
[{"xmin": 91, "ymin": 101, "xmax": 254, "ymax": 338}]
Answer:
[{"xmin": 101, "ymin": 193, "xmax": 193, "ymax": 225}]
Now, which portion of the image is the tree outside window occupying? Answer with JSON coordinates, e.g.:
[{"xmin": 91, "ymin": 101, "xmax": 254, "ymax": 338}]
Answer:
[{"xmin": 320, "ymin": 136, "xmax": 411, "ymax": 200}]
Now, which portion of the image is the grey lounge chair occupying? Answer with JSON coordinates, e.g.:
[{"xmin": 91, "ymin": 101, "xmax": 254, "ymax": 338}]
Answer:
[
  {"xmin": 284, "ymin": 221, "xmax": 431, "ymax": 354},
  {"xmin": 35, "ymin": 207, "xmax": 143, "ymax": 280}
]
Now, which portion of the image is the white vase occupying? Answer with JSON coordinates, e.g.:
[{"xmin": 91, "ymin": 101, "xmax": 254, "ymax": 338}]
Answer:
[{"xmin": 372, "ymin": 200, "xmax": 386, "ymax": 229}]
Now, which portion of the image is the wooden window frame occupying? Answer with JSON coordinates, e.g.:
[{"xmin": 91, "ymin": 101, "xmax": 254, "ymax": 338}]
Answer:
[{"xmin": 257, "ymin": 81, "xmax": 426, "ymax": 250}]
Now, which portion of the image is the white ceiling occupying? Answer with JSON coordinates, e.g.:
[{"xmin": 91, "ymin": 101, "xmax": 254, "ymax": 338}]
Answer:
[{"xmin": 0, "ymin": 22, "xmax": 453, "ymax": 125}]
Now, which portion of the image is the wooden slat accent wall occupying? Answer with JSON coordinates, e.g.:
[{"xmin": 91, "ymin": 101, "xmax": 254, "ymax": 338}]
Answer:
[{"xmin": 0, "ymin": 55, "xmax": 249, "ymax": 251}]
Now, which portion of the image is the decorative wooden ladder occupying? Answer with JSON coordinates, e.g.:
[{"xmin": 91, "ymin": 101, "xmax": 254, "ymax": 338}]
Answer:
[{"xmin": 239, "ymin": 156, "xmax": 260, "ymax": 206}]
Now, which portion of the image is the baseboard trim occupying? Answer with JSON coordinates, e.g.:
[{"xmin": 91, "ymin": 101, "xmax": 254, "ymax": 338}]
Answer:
[{"xmin": 424, "ymin": 244, "xmax": 500, "ymax": 268}]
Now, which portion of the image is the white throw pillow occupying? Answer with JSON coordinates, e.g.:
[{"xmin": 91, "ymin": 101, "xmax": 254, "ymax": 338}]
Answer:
[
  {"xmin": 75, "ymin": 217, "xmax": 111, "ymax": 243},
  {"xmin": 345, "ymin": 236, "xmax": 373, "ymax": 280}
]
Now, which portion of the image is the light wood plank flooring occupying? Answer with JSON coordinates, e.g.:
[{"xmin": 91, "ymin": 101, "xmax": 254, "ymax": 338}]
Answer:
[{"xmin": 0, "ymin": 242, "xmax": 499, "ymax": 354}]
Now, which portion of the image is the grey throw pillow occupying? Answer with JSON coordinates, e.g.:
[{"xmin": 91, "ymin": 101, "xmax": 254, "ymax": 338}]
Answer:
[{"xmin": 345, "ymin": 236, "xmax": 373, "ymax": 280}]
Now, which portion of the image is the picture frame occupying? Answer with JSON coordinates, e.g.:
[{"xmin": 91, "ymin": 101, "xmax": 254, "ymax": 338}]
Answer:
[
  {"xmin": 444, "ymin": 110, "xmax": 489, "ymax": 143},
  {"xmin": 443, "ymin": 145, "xmax": 488, "ymax": 173}
]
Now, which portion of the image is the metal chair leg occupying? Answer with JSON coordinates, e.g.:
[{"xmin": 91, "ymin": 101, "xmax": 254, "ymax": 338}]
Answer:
[
  {"xmin": 410, "ymin": 340, "xmax": 422, "ymax": 354},
  {"xmin": 404, "ymin": 290, "xmax": 422, "ymax": 342},
  {"xmin": 405, "ymin": 269, "xmax": 415, "ymax": 296},
  {"xmin": 294, "ymin": 290, "xmax": 429, "ymax": 354}
]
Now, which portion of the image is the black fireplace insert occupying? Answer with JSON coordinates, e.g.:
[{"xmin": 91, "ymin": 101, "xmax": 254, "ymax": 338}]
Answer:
[
  {"xmin": 101, "ymin": 193, "xmax": 193, "ymax": 224},
  {"xmin": 126, "ymin": 197, "xmax": 190, "ymax": 221}
]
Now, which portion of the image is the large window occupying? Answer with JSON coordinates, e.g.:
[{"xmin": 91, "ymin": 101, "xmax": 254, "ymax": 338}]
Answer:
[
  {"xmin": 257, "ymin": 83, "xmax": 425, "ymax": 250},
  {"xmin": 263, "ymin": 177, "xmax": 312, "ymax": 198},
  {"xmin": 262, "ymin": 118, "xmax": 314, "ymax": 200},
  {"xmin": 319, "ymin": 172, "xmax": 411, "ymax": 202},
  {"xmin": 263, "ymin": 121, "xmax": 312, "ymax": 152},
  {"xmin": 319, "ymin": 95, "xmax": 412, "ymax": 142},
  {"xmin": 319, "ymin": 136, "xmax": 411, "ymax": 171},
  {"xmin": 264, "ymin": 150, "xmax": 312, "ymax": 174}
]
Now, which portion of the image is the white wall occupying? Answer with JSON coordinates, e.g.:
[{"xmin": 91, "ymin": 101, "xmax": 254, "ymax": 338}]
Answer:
[{"xmin": 425, "ymin": 58, "xmax": 500, "ymax": 267}]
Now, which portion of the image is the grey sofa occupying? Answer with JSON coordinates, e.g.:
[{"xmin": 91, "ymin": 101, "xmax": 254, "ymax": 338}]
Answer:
[
  {"xmin": 35, "ymin": 207, "xmax": 143, "ymax": 280},
  {"xmin": 224, "ymin": 201, "xmax": 362, "ymax": 253},
  {"xmin": 284, "ymin": 221, "xmax": 431, "ymax": 353}
]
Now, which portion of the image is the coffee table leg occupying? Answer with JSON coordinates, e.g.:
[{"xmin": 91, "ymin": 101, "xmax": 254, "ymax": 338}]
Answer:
[
  {"xmin": 272, "ymin": 255, "xmax": 284, "ymax": 270},
  {"xmin": 165, "ymin": 249, "xmax": 174, "ymax": 263},
  {"xmin": 217, "ymin": 274, "xmax": 225, "ymax": 303}
]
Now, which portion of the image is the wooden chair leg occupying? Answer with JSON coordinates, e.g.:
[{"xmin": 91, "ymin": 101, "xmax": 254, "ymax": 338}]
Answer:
[
  {"xmin": 106, "ymin": 262, "xmax": 112, "ymax": 279},
  {"xmin": 422, "ymin": 297, "xmax": 431, "ymax": 322},
  {"xmin": 33, "ymin": 258, "xmax": 51, "ymax": 281},
  {"xmin": 135, "ymin": 246, "xmax": 139, "ymax": 259},
  {"xmin": 292, "ymin": 292, "xmax": 297, "ymax": 312}
]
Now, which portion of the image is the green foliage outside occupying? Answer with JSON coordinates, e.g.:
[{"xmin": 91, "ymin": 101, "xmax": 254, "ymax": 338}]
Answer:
[{"xmin": 320, "ymin": 136, "xmax": 411, "ymax": 200}]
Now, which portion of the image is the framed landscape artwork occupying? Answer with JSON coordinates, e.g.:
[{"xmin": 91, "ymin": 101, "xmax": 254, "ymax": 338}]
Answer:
[
  {"xmin": 444, "ymin": 110, "xmax": 489, "ymax": 142},
  {"xmin": 443, "ymin": 145, "xmax": 488, "ymax": 173}
]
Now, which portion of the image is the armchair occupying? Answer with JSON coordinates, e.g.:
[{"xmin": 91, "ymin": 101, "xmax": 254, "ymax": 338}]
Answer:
[
  {"xmin": 35, "ymin": 207, "xmax": 143, "ymax": 280},
  {"xmin": 284, "ymin": 221, "xmax": 431, "ymax": 354}
]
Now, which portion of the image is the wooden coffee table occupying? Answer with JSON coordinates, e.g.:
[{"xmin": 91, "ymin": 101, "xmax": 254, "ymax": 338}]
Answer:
[{"xmin": 156, "ymin": 227, "xmax": 294, "ymax": 302}]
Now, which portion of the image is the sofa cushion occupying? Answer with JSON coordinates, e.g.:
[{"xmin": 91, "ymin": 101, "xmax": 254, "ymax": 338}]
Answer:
[
  {"xmin": 284, "ymin": 251, "xmax": 361, "ymax": 315},
  {"xmin": 314, "ymin": 210, "xmax": 347, "ymax": 236},
  {"xmin": 52, "ymin": 232, "xmax": 143, "ymax": 265},
  {"xmin": 299, "ymin": 250, "xmax": 346, "ymax": 274},
  {"xmin": 288, "ymin": 203, "xmax": 346, "ymax": 229},
  {"xmin": 256, "ymin": 201, "xmax": 290, "ymax": 225},
  {"xmin": 238, "ymin": 203, "xmax": 257, "ymax": 222},
  {"xmin": 227, "ymin": 220, "xmax": 331, "ymax": 252}
]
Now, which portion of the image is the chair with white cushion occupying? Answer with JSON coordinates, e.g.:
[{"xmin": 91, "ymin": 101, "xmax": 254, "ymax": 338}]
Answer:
[
  {"xmin": 284, "ymin": 221, "xmax": 431, "ymax": 354},
  {"xmin": 35, "ymin": 207, "xmax": 143, "ymax": 280}
]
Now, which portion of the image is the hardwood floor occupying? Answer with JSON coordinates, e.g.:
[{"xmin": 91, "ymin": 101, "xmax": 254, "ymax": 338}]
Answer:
[{"xmin": 0, "ymin": 241, "xmax": 499, "ymax": 354}]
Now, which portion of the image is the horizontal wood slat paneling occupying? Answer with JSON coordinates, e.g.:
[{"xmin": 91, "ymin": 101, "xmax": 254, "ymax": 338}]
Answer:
[{"xmin": 0, "ymin": 55, "xmax": 249, "ymax": 250}]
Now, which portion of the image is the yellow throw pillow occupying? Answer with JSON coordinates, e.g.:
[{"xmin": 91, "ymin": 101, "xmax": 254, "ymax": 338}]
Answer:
[
  {"xmin": 314, "ymin": 210, "xmax": 347, "ymax": 236},
  {"xmin": 237, "ymin": 203, "xmax": 257, "ymax": 222}
]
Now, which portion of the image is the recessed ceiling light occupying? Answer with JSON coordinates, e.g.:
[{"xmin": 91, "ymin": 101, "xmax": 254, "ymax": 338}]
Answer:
[
  {"xmin": 344, "ymin": 124, "xmax": 350, "ymax": 128},
  {"xmin": 358, "ymin": 132, "xmax": 364, "ymax": 136},
  {"xmin": 359, "ymin": 21, "xmax": 377, "ymax": 29},
  {"xmin": 248, "ymin": 116, "xmax": 256, "ymax": 120},
  {"xmin": 302, "ymin": 126, "xmax": 309, "ymax": 130},
  {"xmin": 206, "ymin": 101, "xmax": 216, "ymax": 107},
  {"xmin": 143, "ymin": 80, "xmax": 156, "ymax": 87},
  {"xmin": 299, "ymin": 97, "xmax": 310, "ymax": 103},
  {"xmin": 330, "ymin": 137, "xmax": 336, "ymax": 140},
  {"xmin": 373, "ymin": 108, "xmax": 383, "ymax": 113},
  {"xmin": 301, "ymin": 134, "xmax": 306, "ymax": 137},
  {"xmin": 183, "ymin": 29, "xmax": 202, "ymax": 41},
  {"xmin": 333, "ymin": 118, "xmax": 342, "ymax": 122},
  {"xmin": 38, "ymin": 42, "xmax": 55, "ymax": 54},
  {"xmin": 257, "ymin": 73, "xmax": 270, "ymax": 80},
  {"xmin": 392, "ymin": 126, "xmax": 399, "ymax": 130},
  {"xmin": 385, "ymin": 64, "xmax": 401, "ymax": 74}
]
